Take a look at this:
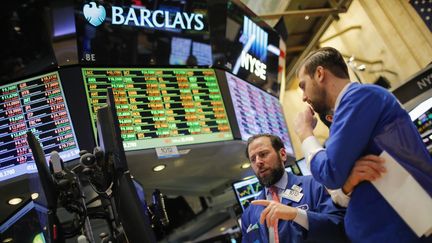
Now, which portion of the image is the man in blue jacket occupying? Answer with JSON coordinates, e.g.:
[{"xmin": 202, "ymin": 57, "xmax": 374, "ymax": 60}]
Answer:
[
  {"xmin": 241, "ymin": 134, "xmax": 348, "ymax": 243},
  {"xmin": 294, "ymin": 47, "xmax": 432, "ymax": 242}
]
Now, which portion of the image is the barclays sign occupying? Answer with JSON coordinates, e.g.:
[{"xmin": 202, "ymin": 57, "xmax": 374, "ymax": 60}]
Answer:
[{"xmin": 83, "ymin": 2, "xmax": 205, "ymax": 31}]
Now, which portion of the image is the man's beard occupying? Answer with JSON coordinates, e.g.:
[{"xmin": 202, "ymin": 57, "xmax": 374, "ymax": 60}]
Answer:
[
  {"xmin": 257, "ymin": 157, "xmax": 285, "ymax": 187},
  {"xmin": 310, "ymin": 85, "xmax": 329, "ymax": 115}
]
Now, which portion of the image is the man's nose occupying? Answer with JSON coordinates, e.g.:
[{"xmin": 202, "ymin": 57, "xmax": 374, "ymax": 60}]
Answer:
[
  {"xmin": 256, "ymin": 157, "xmax": 264, "ymax": 167},
  {"xmin": 302, "ymin": 93, "xmax": 308, "ymax": 102}
]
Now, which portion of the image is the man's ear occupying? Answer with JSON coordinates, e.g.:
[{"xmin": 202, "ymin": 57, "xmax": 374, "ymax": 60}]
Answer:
[
  {"xmin": 315, "ymin": 66, "xmax": 325, "ymax": 83},
  {"xmin": 279, "ymin": 148, "xmax": 287, "ymax": 162}
]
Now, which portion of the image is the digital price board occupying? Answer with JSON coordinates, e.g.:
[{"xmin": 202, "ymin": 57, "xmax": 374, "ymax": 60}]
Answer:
[
  {"xmin": 0, "ymin": 71, "xmax": 80, "ymax": 182},
  {"xmin": 82, "ymin": 68, "xmax": 233, "ymax": 150},
  {"xmin": 225, "ymin": 72, "xmax": 294, "ymax": 156}
]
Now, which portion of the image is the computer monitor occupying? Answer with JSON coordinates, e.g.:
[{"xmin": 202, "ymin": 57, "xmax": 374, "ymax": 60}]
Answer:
[
  {"xmin": 224, "ymin": 71, "xmax": 295, "ymax": 159},
  {"xmin": 232, "ymin": 167, "xmax": 292, "ymax": 212},
  {"xmin": 83, "ymin": 67, "xmax": 233, "ymax": 151},
  {"xmin": 96, "ymin": 88, "xmax": 156, "ymax": 242},
  {"xmin": 0, "ymin": 71, "xmax": 80, "ymax": 182},
  {"xmin": 409, "ymin": 97, "xmax": 432, "ymax": 155}
]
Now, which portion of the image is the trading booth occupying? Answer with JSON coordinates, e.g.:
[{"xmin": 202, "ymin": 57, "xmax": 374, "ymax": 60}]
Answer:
[{"xmin": 0, "ymin": 0, "xmax": 298, "ymax": 242}]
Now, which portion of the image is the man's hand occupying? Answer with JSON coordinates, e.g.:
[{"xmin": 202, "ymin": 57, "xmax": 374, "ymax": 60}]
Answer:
[
  {"xmin": 342, "ymin": 155, "xmax": 386, "ymax": 194},
  {"xmin": 251, "ymin": 200, "xmax": 298, "ymax": 226},
  {"xmin": 294, "ymin": 107, "xmax": 318, "ymax": 142}
]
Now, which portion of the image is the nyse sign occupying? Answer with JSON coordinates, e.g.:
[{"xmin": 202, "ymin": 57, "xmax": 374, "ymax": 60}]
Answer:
[
  {"xmin": 393, "ymin": 65, "xmax": 432, "ymax": 104},
  {"xmin": 240, "ymin": 51, "xmax": 267, "ymax": 80}
]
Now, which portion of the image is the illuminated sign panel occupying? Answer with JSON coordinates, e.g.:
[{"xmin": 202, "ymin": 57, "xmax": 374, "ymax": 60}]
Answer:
[
  {"xmin": 0, "ymin": 72, "xmax": 80, "ymax": 181},
  {"xmin": 82, "ymin": 2, "xmax": 205, "ymax": 30},
  {"xmin": 82, "ymin": 68, "xmax": 233, "ymax": 150},
  {"xmin": 234, "ymin": 16, "xmax": 268, "ymax": 81}
]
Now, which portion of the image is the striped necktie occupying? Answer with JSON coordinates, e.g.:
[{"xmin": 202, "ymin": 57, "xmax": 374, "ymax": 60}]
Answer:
[{"xmin": 269, "ymin": 186, "xmax": 280, "ymax": 243}]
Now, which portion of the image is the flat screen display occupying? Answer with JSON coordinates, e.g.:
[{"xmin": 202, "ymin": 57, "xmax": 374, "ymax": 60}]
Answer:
[
  {"xmin": 0, "ymin": 71, "xmax": 80, "ymax": 182},
  {"xmin": 225, "ymin": 71, "xmax": 294, "ymax": 156},
  {"xmin": 232, "ymin": 167, "xmax": 292, "ymax": 212},
  {"xmin": 208, "ymin": 0, "xmax": 281, "ymax": 97},
  {"xmin": 82, "ymin": 68, "xmax": 233, "ymax": 150},
  {"xmin": 409, "ymin": 97, "xmax": 432, "ymax": 154}
]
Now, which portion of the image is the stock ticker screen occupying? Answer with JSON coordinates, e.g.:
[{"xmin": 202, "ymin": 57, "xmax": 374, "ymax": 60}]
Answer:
[
  {"xmin": 82, "ymin": 68, "xmax": 233, "ymax": 150},
  {"xmin": 0, "ymin": 72, "xmax": 80, "ymax": 182},
  {"xmin": 225, "ymin": 72, "xmax": 294, "ymax": 156}
]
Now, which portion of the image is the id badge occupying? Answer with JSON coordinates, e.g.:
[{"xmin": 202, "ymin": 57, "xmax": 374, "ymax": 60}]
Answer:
[
  {"xmin": 291, "ymin": 184, "xmax": 302, "ymax": 193},
  {"xmin": 282, "ymin": 189, "xmax": 304, "ymax": 202}
]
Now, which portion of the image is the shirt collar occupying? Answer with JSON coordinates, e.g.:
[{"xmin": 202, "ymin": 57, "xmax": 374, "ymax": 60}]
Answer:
[
  {"xmin": 334, "ymin": 82, "xmax": 354, "ymax": 113},
  {"xmin": 265, "ymin": 171, "xmax": 288, "ymax": 196}
]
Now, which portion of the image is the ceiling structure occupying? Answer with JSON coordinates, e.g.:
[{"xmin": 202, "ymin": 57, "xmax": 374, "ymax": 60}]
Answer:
[
  {"xmin": 256, "ymin": 0, "xmax": 353, "ymax": 88},
  {"xmin": 0, "ymin": 0, "xmax": 356, "ymax": 242}
]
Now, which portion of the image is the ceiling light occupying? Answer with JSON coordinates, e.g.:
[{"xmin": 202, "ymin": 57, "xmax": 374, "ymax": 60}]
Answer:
[
  {"xmin": 3, "ymin": 238, "xmax": 13, "ymax": 243},
  {"xmin": 152, "ymin": 164, "xmax": 166, "ymax": 172},
  {"xmin": 8, "ymin": 197, "xmax": 23, "ymax": 205},
  {"xmin": 31, "ymin": 193, "xmax": 39, "ymax": 200},
  {"xmin": 357, "ymin": 64, "xmax": 366, "ymax": 71},
  {"xmin": 304, "ymin": 15, "xmax": 310, "ymax": 20},
  {"xmin": 240, "ymin": 163, "xmax": 250, "ymax": 169},
  {"xmin": 219, "ymin": 227, "xmax": 226, "ymax": 232}
]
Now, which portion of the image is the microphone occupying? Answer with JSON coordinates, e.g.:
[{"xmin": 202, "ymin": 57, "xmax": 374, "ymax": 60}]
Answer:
[
  {"xmin": 49, "ymin": 151, "xmax": 63, "ymax": 175},
  {"xmin": 152, "ymin": 189, "xmax": 169, "ymax": 227}
]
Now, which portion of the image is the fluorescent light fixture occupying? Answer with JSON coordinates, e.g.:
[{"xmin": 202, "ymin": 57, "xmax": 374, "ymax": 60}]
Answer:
[
  {"xmin": 8, "ymin": 197, "xmax": 23, "ymax": 205},
  {"xmin": 31, "ymin": 193, "xmax": 39, "ymax": 200},
  {"xmin": 152, "ymin": 164, "xmax": 166, "ymax": 172},
  {"xmin": 240, "ymin": 163, "xmax": 251, "ymax": 169}
]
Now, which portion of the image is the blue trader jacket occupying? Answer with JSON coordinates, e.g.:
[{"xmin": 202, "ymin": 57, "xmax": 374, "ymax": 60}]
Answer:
[
  {"xmin": 311, "ymin": 83, "xmax": 432, "ymax": 242},
  {"xmin": 241, "ymin": 172, "xmax": 348, "ymax": 243}
]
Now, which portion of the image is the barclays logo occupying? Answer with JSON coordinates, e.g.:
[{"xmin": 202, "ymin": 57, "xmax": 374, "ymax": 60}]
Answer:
[
  {"xmin": 82, "ymin": 2, "xmax": 205, "ymax": 31},
  {"xmin": 83, "ymin": 2, "xmax": 106, "ymax": 27}
]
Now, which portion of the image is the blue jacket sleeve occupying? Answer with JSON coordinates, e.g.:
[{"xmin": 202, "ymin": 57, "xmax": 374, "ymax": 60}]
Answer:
[
  {"xmin": 310, "ymin": 86, "xmax": 388, "ymax": 189},
  {"xmin": 304, "ymin": 180, "xmax": 348, "ymax": 242}
]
